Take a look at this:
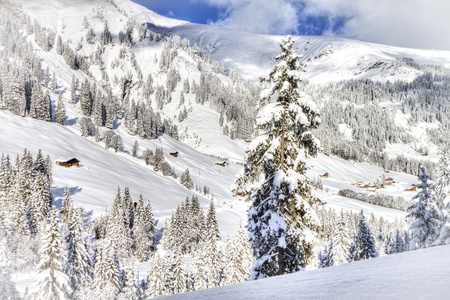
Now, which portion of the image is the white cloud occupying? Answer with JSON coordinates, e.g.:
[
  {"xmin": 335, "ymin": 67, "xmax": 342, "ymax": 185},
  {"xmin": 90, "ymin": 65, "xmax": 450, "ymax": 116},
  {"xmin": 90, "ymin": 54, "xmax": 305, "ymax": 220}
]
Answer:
[
  {"xmin": 303, "ymin": 0, "xmax": 450, "ymax": 50},
  {"xmin": 201, "ymin": 0, "xmax": 450, "ymax": 51},
  {"xmin": 204, "ymin": 0, "xmax": 300, "ymax": 35}
]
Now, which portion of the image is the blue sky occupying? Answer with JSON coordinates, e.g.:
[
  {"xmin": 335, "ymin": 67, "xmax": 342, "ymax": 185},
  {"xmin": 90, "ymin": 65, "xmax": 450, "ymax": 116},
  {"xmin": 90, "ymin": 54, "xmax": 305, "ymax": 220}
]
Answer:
[{"xmin": 133, "ymin": 0, "xmax": 450, "ymax": 51}]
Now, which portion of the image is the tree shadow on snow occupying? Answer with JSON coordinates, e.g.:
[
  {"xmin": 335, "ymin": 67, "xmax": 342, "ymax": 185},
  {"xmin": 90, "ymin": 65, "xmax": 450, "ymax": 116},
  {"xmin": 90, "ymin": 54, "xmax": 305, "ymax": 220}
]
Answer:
[
  {"xmin": 65, "ymin": 117, "xmax": 78, "ymax": 126},
  {"xmin": 52, "ymin": 186, "xmax": 83, "ymax": 210}
]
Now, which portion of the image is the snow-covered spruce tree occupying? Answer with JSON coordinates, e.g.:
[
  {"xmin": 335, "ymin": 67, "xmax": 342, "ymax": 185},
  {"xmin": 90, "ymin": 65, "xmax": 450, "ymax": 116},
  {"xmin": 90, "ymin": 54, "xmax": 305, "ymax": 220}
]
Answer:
[
  {"xmin": 0, "ymin": 225, "xmax": 21, "ymax": 300},
  {"xmin": 237, "ymin": 36, "xmax": 321, "ymax": 279},
  {"xmin": 147, "ymin": 254, "xmax": 170, "ymax": 297},
  {"xmin": 406, "ymin": 164, "xmax": 442, "ymax": 249},
  {"xmin": 318, "ymin": 237, "xmax": 334, "ymax": 268},
  {"xmin": 192, "ymin": 253, "xmax": 208, "ymax": 291},
  {"xmin": 106, "ymin": 188, "xmax": 132, "ymax": 259},
  {"xmin": 348, "ymin": 210, "xmax": 377, "ymax": 262},
  {"xmin": 134, "ymin": 194, "xmax": 156, "ymax": 262},
  {"xmin": 206, "ymin": 201, "xmax": 220, "ymax": 241},
  {"xmin": 223, "ymin": 223, "xmax": 253, "ymax": 285},
  {"xmin": 202, "ymin": 224, "xmax": 223, "ymax": 288},
  {"xmin": 64, "ymin": 208, "xmax": 93, "ymax": 297},
  {"xmin": 117, "ymin": 264, "xmax": 138, "ymax": 300},
  {"xmin": 29, "ymin": 206, "xmax": 71, "ymax": 300},
  {"xmin": 131, "ymin": 141, "xmax": 139, "ymax": 158},
  {"xmin": 55, "ymin": 93, "xmax": 66, "ymax": 125},
  {"xmin": 332, "ymin": 209, "xmax": 351, "ymax": 265},
  {"xmin": 153, "ymin": 147, "xmax": 164, "ymax": 172},
  {"xmin": 385, "ymin": 229, "xmax": 405, "ymax": 255},
  {"xmin": 180, "ymin": 168, "xmax": 194, "ymax": 190},
  {"xmin": 434, "ymin": 151, "xmax": 450, "ymax": 245},
  {"xmin": 142, "ymin": 148, "xmax": 153, "ymax": 166},
  {"xmin": 168, "ymin": 252, "xmax": 188, "ymax": 295},
  {"xmin": 60, "ymin": 186, "xmax": 74, "ymax": 226},
  {"xmin": 92, "ymin": 244, "xmax": 120, "ymax": 299}
]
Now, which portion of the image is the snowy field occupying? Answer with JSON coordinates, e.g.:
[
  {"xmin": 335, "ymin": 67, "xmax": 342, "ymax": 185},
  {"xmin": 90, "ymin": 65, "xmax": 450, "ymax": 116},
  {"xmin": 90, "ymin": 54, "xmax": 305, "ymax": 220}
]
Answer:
[{"xmin": 163, "ymin": 244, "xmax": 450, "ymax": 300}]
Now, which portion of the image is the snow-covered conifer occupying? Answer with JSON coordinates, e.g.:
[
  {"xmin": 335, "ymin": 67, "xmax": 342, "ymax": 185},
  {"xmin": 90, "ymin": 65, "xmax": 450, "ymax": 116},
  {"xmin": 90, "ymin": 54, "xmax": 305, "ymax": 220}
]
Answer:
[
  {"xmin": 406, "ymin": 164, "xmax": 442, "ymax": 249},
  {"xmin": 60, "ymin": 186, "xmax": 73, "ymax": 226},
  {"xmin": 180, "ymin": 168, "xmax": 193, "ymax": 190},
  {"xmin": 349, "ymin": 210, "xmax": 377, "ymax": 262},
  {"xmin": 70, "ymin": 76, "xmax": 78, "ymax": 104},
  {"xmin": 147, "ymin": 254, "xmax": 170, "ymax": 297},
  {"xmin": 134, "ymin": 195, "xmax": 156, "ymax": 261},
  {"xmin": 206, "ymin": 201, "xmax": 220, "ymax": 241},
  {"xmin": 169, "ymin": 253, "xmax": 187, "ymax": 295},
  {"xmin": 318, "ymin": 238, "xmax": 334, "ymax": 268},
  {"xmin": 55, "ymin": 93, "xmax": 66, "ymax": 125},
  {"xmin": 203, "ymin": 231, "xmax": 222, "ymax": 288},
  {"xmin": 192, "ymin": 254, "xmax": 208, "ymax": 291},
  {"xmin": 29, "ymin": 207, "xmax": 71, "ymax": 300},
  {"xmin": 237, "ymin": 36, "xmax": 321, "ymax": 279},
  {"xmin": 333, "ymin": 209, "xmax": 351, "ymax": 265},
  {"xmin": 64, "ymin": 208, "xmax": 93, "ymax": 296},
  {"xmin": 132, "ymin": 141, "xmax": 139, "ymax": 158},
  {"xmin": 117, "ymin": 264, "xmax": 137, "ymax": 300},
  {"xmin": 434, "ymin": 151, "xmax": 450, "ymax": 245},
  {"xmin": 153, "ymin": 147, "xmax": 165, "ymax": 172},
  {"xmin": 142, "ymin": 148, "xmax": 153, "ymax": 165},
  {"xmin": 223, "ymin": 223, "xmax": 252, "ymax": 285},
  {"xmin": 0, "ymin": 228, "xmax": 21, "ymax": 299}
]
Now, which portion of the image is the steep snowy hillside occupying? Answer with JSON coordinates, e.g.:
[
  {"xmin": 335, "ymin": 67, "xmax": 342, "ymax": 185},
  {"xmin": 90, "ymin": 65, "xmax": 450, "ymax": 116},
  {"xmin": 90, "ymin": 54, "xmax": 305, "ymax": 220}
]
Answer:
[
  {"xmin": 0, "ymin": 109, "xmax": 247, "ymax": 236},
  {"xmin": 163, "ymin": 244, "xmax": 450, "ymax": 300}
]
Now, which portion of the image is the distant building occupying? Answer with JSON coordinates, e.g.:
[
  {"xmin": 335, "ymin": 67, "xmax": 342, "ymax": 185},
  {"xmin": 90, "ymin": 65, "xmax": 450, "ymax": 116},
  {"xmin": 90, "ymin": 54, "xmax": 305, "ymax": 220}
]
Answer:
[{"xmin": 55, "ymin": 157, "xmax": 80, "ymax": 168}]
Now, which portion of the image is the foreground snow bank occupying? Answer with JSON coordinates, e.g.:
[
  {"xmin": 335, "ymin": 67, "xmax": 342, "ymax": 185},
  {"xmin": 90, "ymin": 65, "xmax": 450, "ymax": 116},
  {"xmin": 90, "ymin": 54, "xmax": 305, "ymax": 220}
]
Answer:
[{"xmin": 163, "ymin": 244, "xmax": 450, "ymax": 300}]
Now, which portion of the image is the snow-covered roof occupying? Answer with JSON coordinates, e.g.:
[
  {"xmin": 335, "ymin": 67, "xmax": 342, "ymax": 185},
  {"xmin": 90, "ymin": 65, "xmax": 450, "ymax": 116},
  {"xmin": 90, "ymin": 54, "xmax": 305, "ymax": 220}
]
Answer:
[{"xmin": 55, "ymin": 157, "xmax": 79, "ymax": 163}]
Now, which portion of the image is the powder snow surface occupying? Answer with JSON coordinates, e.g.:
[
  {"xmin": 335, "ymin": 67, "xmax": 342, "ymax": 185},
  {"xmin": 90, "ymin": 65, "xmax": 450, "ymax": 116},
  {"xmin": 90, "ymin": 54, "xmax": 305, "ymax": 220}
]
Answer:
[{"xmin": 163, "ymin": 244, "xmax": 450, "ymax": 300}]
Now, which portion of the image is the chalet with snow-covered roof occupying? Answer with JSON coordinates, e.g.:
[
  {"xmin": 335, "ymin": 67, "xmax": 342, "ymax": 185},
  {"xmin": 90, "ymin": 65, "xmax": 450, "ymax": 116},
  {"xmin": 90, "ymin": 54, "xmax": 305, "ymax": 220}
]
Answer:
[{"xmin": 55, "ymin": 157, "xmax": 80, "ymax": 168}]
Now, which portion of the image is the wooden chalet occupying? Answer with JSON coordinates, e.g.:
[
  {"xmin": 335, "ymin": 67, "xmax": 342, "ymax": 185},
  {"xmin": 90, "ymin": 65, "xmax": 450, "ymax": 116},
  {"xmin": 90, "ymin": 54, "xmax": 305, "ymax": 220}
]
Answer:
[
  {"xmin": 406, "ymin": 186, "xmax": 417, "ymax": 192},
  {"xmin": 55, "ymin": 157, "xmax": 80, "ymax": 168},
  {"xmin": 320, "ymin": 172, "xmax": 329, "ymax": 178}
]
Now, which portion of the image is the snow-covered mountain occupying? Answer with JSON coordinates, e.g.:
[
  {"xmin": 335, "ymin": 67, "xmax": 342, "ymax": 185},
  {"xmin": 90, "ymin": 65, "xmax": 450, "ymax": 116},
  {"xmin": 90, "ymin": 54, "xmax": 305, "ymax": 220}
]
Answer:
[{"xmin": 1, "ymin": 0, "xmax": 449, "ymax": 298}]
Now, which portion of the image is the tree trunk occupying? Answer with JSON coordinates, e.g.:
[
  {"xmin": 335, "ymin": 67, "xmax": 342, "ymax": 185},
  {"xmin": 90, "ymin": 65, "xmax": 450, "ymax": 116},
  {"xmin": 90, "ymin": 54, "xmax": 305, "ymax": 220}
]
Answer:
[
  {"xmin": 280, "ymin": 111, "xmax": 286, "ymax": 172},
  {"xmin": 278, "ymin": 246, "xmax": 286, "ymax": 275}
]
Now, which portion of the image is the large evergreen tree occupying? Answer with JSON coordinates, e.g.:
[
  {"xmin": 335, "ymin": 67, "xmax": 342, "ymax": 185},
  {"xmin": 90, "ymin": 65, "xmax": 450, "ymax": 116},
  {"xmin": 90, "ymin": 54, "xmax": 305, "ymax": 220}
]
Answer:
[
  {"xmin": 406, "ymin": 164, "xmax": 442, "ymax": 249},
  {"xmin": 237, "ymin": 36, "xmax": 321, "ymax": 279},
  {"xmin": 223, "ymin": 223, "xmax": 253, "ymax": 285},
  {"xmin": 29, "ymin": 207, "xmax": 71, "ymax": 300},
  {"xmin": 349, "ymin": 210, "xmax": 378, "ymax": 262},
  {"xmin": 434, "ymin": 151, "xmax": 450, "ymax": 245},
  {"xmin": 332, "ymin": 209, "xmax": 351, "ymax": 265},
  {"xmin": 64, "ymin": 208, "xmax": 93, "ymax": 297},
  {"xmin": 318, "ymin": 237, "xmax": 334, "ymax": 268}
]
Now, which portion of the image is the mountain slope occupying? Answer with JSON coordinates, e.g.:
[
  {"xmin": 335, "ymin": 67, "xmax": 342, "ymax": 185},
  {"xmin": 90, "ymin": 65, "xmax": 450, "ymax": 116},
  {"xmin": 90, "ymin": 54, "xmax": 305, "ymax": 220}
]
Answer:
[
  {"xmin": 161, "ymin": 24, "xmax": 450, "ymax": 83},
  {"xmin": 0, "ymin": 109, "xmax": 247, "ymax": 235}
]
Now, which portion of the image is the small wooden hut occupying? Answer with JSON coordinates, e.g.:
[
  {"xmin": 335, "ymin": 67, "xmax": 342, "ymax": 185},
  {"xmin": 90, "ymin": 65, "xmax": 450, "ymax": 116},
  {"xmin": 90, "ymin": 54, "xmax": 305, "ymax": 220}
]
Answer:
[{"xmin": 55, "ymin": 157, "xmax": 80, "ymax": 168}]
